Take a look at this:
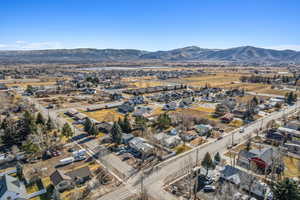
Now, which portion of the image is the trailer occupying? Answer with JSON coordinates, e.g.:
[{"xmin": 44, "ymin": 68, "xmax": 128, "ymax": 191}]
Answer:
[
  {"xmin": 72, "ymin": 149, "xmax": 86, "ymax": 157},
  {"xmin": 57, "ymin": 157, "xmax": 74, "ymax": 167}
]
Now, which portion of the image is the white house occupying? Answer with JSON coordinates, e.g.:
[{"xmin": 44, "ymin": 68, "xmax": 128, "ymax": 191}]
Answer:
[{"xmin": 0, "ymin": 174, "xmax": 27, "ymax": 200}]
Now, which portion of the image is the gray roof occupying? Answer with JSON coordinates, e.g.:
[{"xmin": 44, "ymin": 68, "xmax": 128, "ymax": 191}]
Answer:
[
  {"xmin": 0, "ymin": 174, "xmax": 26, "ymax": 198},
  {"xmin": 65, "ymin": 166, "xmax": 91, "ymax": 180},
  {"xmin": 239, "ymin": 150, "xmax": 257, "ymax": 160}
]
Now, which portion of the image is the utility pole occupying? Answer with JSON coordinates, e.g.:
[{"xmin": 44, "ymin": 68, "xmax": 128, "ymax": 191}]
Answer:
[
  {"xmin": 195, "ymin": 148, "xmax": 199, "ymax": 167},
  {"xmin": 140, "ymin": 169, "xmax": 144, "ymax": 200}
]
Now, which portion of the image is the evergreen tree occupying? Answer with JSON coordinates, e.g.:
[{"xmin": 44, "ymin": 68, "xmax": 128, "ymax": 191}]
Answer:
[
  {"xmin": 1, "ymin": 119, "xmax": 22, "ymax": 146},
  {"xmin": 214, "ymin": 104, "xmax": 229, "ymax": 117},
  {"xmin": 25, "ymin": 85, "xmax": 34, "ymax": 95},
  {"xmin": 214, "ymin": 152, "xmax": 221, "ymax": 164},
  {"xmin": 46, "ymin": 117, "xmax": 55, "ymax": 131},
  {"xmin": 123, "ymin": 115, "xmax": 132, "ymax": 133},
  {"xmin": 89, "ymin": 124, "xmax": 98, "ymax": 136},
  {"xmin": 118, "ymin": 118, "xmax": 124, "ymax": 130},
  {"xmin": 61, "ymin": 123, "xmax": 74, "ymax": 138},
  {"xmin": 22, "ymin": 110, "xmax": 37, "ymax": 135},
  {"xmin": 36, "ymin": 112, "xmax": 45, "ymax": 125},
  {"xmin": 156, "ymin": 113, "xmax": 171, "ymax": 130},
  {"xmin": 84, "ymin": 118, "xmax": 93, "ymax": 133},
  {"xmin": 52, "ymin": 188, "xmax": 61, "ymax": 200},
  {"xmin": 272, "ymin": 178, "xmax": 300, "ymax": 200},
  {"xmin": 119, "ymin": 115, "xmax": 132, "ymax": 133},
  {"xmin": 16, "ymin": 162, "xmax": 24, "ymax": 182},
  {"xmin": 110, "ymin": 122, "xmax": 122, "ymax": 144},
  {"xmin": 285, "ymin": 92, "xmax": 297, "ymax": 105},
  {"xmin": 246, "ymin": 138, "xmax": 252, "ymax": 151},
  {"xmin": 251, "ymin": 96, "xmax": 259, "ymax": 106},
  {"xmin": 201, "ymin": 152, "xmax": 215, "ymax": 176}
]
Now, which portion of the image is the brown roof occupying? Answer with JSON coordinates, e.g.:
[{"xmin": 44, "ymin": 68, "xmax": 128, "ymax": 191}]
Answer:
[
  {"xmin": 65, "ymin": 166, "xmax": 91, "ymax": 180},
  {"xmin": 50, "ymin": 170, "xmax": 71, "ymax": 186}
]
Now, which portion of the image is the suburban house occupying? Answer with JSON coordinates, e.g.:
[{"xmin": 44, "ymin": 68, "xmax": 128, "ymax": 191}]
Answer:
[
  {"xmin": 73, "ymin": 113, "xmax": 87, "ymax": 121},
  {"xmin": 284, "ymin": 143, "xmax": 300, "ymax": 155},
  {"xmin": 265, "ymin": 131, "xmax": 286, "ymax": 144},
  {"xmin": 153, "ymin": 133, "xmax": 181, "ymax": 148},
  {"xmin": 181, "ymin": 130, "xmax": 198, "ymax": 142},
  {"xmin": 220, "ymin": 165, "xmax": 272, "ymax": 200},
  {"xmin": 133, "ymin": 106, "xmax": 152, "ymax": 118},
  {"xmin": 0, "ymin": 174, "xmax": 27, "ymax": 200},
  {"xmin": 285, "ymin": 120, "xmax": 300, "ymax": 131},
  {"xmin": 163, "ymin": 101, "xmax": 177, "ymax": 111},
  {"xmin": 84, "ymin": 88, "xmax": 96, "ymax": 94},
  {"xmin": 122, "ymin": 133, "xmax": 134, "ymax": 145},
  {"xmin": 128, "ymin": 137, "xmax": 154, "ymax": 157},
  {"xmin": 65, "ymin": 109, "xmax": 78, "ymax": 117},
  {"xmin": 194, "ymin": 124, "xmax": 213, "ymax": 136},
  {"xmin": 0, "ymin": 83, "xmax": 8, "ymax": 90},
  {"xmin": 130, "ymin": 95, "xmax": 145, "ymax": 104},
  {"xmin": 96, "ymin": 122, "xmax": 113, "ymax": 134},
  {"xmin": 221, "ymin": 113, "xmax": 234, "ymax": 123},
  {"xmin": 232, "ymin": 107, "xmax": 248, "ymax": 119},
  {"xmin": 118, "ymin": 101, "xmax": 135, "ymax": 114},
  {"xmin": 50, "ymin": 166, "xmax": 92, "ymax": 192},
  {"xmin": 237, "ymin": 147, "xmax": 275, "ymax": 171},
  {"xmin": 110, "ymin": 93, "xmax": 123, "ymax": 101},
  {"xmin": 278, "ymin": 127, "xmax": 300, "ymax": 138},
  {"xmin": 179, "ymin": 97, "xmax": 194, "ymax": 108},
  {"xmin": 222, "ymin": 98, "xmax": 237, "ymax": 111}
]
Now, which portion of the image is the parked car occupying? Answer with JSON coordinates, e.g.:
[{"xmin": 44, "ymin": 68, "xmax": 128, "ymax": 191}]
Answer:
[
  {"xmin": 203, "ymin": 177, "xmax": 214, "ymax": 185},
  {"xmin": 203, "ymin": 185, "xmax": 216, "ymax": 193},
  {"xmin": 51, "ymin": 150, "xmax": 61, "ymax": 157},
  {"xmin": 217, "ymin": 136, "xmax": 223, "ymax": 140}
]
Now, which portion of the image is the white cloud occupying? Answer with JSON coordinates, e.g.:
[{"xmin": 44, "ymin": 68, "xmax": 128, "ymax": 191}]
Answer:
[
  {"xmin": 0, "ymin": 44, "xmax": 8, "ymax": 48},
  {"xmin": 265, "ymin": 45, "xmax": 300, "ymax": 51},
  {"xmin": 0, "ymin": 41, "xmax": 63, "ymax": 50}
]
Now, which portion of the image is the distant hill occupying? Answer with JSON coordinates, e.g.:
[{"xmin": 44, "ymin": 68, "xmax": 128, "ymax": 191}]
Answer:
[{"xmin": 1, "ymin": 46, "xmax": 300, "ymax": 65}]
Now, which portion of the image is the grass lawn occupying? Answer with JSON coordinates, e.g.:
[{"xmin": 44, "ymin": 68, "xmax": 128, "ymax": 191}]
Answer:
[
  {"xmin": 97, "ymin": 132, "xmax": 107, "ymax": 138},
  {"xmin": 192, "ymin": 105, "xmax": 215, "ymax": 113},
  {"xmin": 84, "ymin": 108, "xmax": 124, "ymax": 122},
  {"xmin": 29, "ymin": 177, "xmax": 52, "ymax": 200},
  {"xmin": 61, "ymin": 186, "xmax": 86, "ymax": 200},
  {"xmin": 182, "ymin": 73, "xmax": 241, "ymax": 87},
  {"xmin": 26, "ymin": 183, "xmax": 39, "ymax": 194},
  {"xmin": 283, "ymin": 156, "xmax": 300, "ymax": 178},
  {"xmin": 173, "ymin": 144, "xmax": 192, "ymax": 155},
  {"xmin": 129, "ymin": 80, "xmax": 165, "ymax": 88},
  {"xmin": 229, "ymin": 119, "xmax": 244, "ymax": 128}
]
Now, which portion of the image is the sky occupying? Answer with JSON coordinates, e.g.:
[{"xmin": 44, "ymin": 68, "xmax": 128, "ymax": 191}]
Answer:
[{"xmin": 1, "ymin": 0, "xmax": 300, "ymax": 51}]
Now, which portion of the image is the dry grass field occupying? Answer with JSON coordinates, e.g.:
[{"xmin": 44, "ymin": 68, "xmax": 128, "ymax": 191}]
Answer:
[
  {"xmin": 283, "ymin": 156, "xmax": 300, "ymax": 178},
  {"xmin": 6, "ymin": 81, "xmax": 57, "ymax": 88},
  {"xmin": 182, "ymin": 73, "xmax": 242, "ymax": 87},
  {"xmin": 129, "ymin": 80, "xmax": 167, "ymax": 88},
  {"xmin": 83, "ymin": 108, "xmax": 124, "ymax": 122}
]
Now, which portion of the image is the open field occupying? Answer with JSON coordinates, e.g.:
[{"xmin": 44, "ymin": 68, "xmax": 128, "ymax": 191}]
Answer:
[
  {"xmin": 173, "ymin": 144, "xmax": 192, "ymax": 154},
  {"xmin": 283, "ymin": 156, "xmax": 300, "ymax": 178},
  {"xmin": 181, "ymin": 73, "xmax": 242, "ymax": 87},
  {"xmin": 83, "ymin": 108, "xmax": 124, "ymax": 122},
  {"xmin": 121, "ymin": 76, "xmax": 155, "ymax": 82},
  {"xmin": 6, "ymin": 81, "xmax": 57, "ymax": 88},
  {"xmin": 129, "ymin": 80, "xmax": 168, "ymax": 88}
]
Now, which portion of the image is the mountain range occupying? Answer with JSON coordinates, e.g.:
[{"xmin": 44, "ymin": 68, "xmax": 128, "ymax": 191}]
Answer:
[{"xmin": 1, "ymin": 46, "xmax": 300, "ymax": 65}]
